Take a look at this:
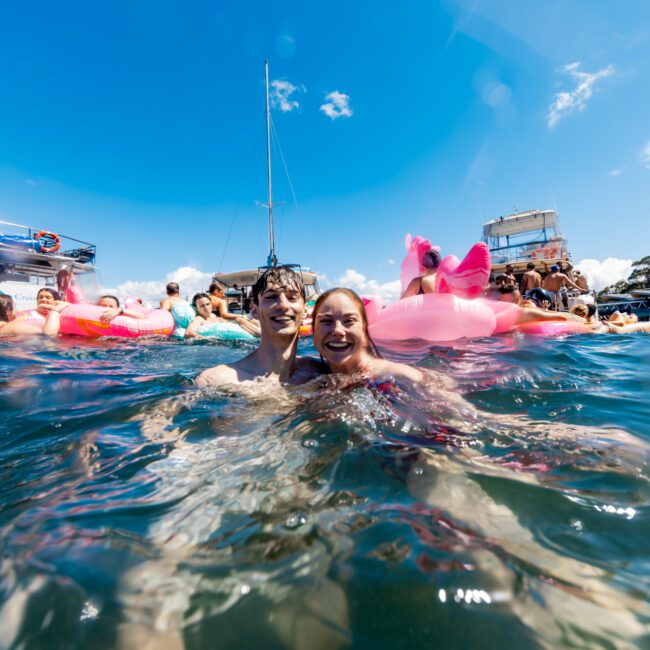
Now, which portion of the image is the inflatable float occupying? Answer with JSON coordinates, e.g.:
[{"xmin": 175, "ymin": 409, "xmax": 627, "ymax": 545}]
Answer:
[
  {"xmin": 367, "ymin": 238, "xmax": 495, "ymax": 342},
  {"xmin": 59, "ymin": 304, "xmax": 173, "ymax": 338},
  {"xmin": 365, "ymin": 234, "xmax": 593, "ymax": 342},
  {"xmin": 170, "ymin": 302, "xmax": 256, "ymax": 341}
]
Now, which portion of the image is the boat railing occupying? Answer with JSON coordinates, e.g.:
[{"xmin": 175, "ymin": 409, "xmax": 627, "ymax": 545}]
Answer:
[
  {"xmin": 0, "ymin": 219, "xmax": 96, "ymax": 264},
  {"xmin": 488, "ymin": 240, "xmax": 567, "ymax": 265}
]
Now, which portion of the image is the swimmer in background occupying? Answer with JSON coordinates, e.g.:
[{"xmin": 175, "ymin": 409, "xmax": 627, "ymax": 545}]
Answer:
[
  {"xmin": 401, "ymin": 249, "xmax": 441, "ymax": 298},
  {"xmin": 185, "ymin": 292, "xmax": 223, "ymax": 339},
  {"xmin": 206, "ymin": 281, "xmax": 261, "ymax": 337},
  {"xmin": 0, "ymin": 293, "xmax": 64, "ymax": 337},
  {"xmin": 96, "ymin": 295, "xmax": 147, "ymax": 323},
  {"xmin": 160, "ymin": 282, "xmax": 183, "ymax": 311},
  {"xmin": 196, "ymin": 266, "xmax": 320, "ymax": 384}
]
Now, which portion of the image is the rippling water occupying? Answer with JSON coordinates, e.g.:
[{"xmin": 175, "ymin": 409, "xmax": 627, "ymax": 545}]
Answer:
[{"xmin": 1, "ymin": 333, "xmax": 649, "ymax": 649}]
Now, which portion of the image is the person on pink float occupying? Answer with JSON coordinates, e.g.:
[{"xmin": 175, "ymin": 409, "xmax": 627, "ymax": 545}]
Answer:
[
  {"xmin": 401, "ymin": 249, "xmax": 441, "ymax": 298},
  {"xmin": 0, "ymin": 293, "xmax": 64, "ymax": 337}
]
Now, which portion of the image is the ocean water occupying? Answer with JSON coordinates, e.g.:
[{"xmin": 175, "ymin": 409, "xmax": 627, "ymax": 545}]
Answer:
[{"xmin": 0, "ymin": 333, "xmax": 649, "ymax": 649}]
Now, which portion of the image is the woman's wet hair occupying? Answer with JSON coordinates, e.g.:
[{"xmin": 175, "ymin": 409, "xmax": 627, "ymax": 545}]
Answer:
[
  {"xmin": 312, "ymin": 287, "xmax": 382, "ymax": 359},
  {"xmin": 37, "ymin": 287, "xmax": 61, "ymax": 301},
  {"xmin": 192, "ymin": 292, "xmax": 211, "ymax": 308},
  {"xmin": 208, "ymin": 281, "xmax": 225, "ymax": 295},
  {"xmin": 252, "ymin": 266, "xmax": 306, "ymax": 304},
  {"xmin": 99, "ymin": 294, "xmax": 120, "ymax": 308},
  {"xmin": 422, "ymin": 249, "xmax": 441, "ymax": 270},
  {"xmin": 0, "ymin": 294, "xmax": 14, "ymax": 322}
]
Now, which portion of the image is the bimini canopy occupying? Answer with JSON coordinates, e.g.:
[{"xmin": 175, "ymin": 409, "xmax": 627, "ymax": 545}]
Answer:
[
  {"xmin": 482, "ymin": 210, "xmax": 560, "ymax": 239},
  {"xmin": 214, "ymin": 268, "xmax": 319, "ymax": 288}
]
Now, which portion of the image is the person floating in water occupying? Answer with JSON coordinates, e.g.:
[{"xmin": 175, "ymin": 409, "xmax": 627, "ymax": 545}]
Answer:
[
  {"xmin": 196, "ymin": 266, "xmax": 324, "ymax": 386},
  {"xmin": 96, "ymin": 295, "xmax": 147, "ymax": 323},
  {"xmin": 160, "ymin": 282, "xmax": 183, "ymax": 311},
  {"xmin": 0, "ymin": 293, "xmax": 64, "ymax": 337},
  {"xmin": 401, "ymin": 249, "xmax": 441, "ymax": 298}
]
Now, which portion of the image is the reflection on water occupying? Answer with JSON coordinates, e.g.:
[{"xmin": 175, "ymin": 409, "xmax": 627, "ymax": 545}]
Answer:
[{"xmin": 0, "ymin": 334, "xmax": 649, "ymax": 649}]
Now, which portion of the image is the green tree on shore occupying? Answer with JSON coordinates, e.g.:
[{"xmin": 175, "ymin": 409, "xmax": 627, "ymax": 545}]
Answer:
[{"xmin": 599, "ymin": 256, "xmax": 650, "ymax": 297}]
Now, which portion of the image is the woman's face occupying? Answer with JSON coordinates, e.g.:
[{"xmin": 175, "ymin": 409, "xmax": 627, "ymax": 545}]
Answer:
[
  {"xmin": 194, "ymin": 296, "xmax": 213, "ymax": 318},
  {"xmin": 37, "ymin": 290, "xmax": 56, "ymax": 309},
  {"xmin": 98, "ymin": 297, "xmax": 119, "ymax": 309},
  {"xmin": 313, "ymin": 292, "xmax": 368, "ymax": 369}
]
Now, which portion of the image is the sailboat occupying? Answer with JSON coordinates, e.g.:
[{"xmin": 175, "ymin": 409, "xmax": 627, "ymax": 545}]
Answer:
[{"xmin": 213, "ymin": 61, "xmax": 319, "ymax": 312}]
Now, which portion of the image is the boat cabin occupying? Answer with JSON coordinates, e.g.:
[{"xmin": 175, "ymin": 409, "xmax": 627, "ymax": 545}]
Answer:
[{"xmin": 482, "ymin": 209, "xmax": 570, "ymax": 275}]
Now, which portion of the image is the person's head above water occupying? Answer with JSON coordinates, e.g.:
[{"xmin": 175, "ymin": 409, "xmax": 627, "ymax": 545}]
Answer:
[
  {"xmin": 192, "ymin": 292, "xmax": 213, "ymax": 318},
  {"xmin": 0, "ymin": 294, "xmax": 14, "ymax": 322},
  {"xmin": 97, "ymin": 295, "xmax": 120, "ymax": 309},
  {"xmin": 422, "ymin": 249, "xmax": 441, "ymax": 270},
  {"xmin": 37, "ymin": 287, "xmax": 61, "ymax": 305},
  {"xmin": 312, "ymin": 288, "xmax": 381, "ymax": 371},
  {"xmin": 166, "ymin": 282, "xmax": 180, "ymax": 296},
  {"xmin": 250, "ymin": 266, "xmax": 306, "ymax": 339},
  {"xmin": 208, "ymin": 281, "xmax": 225, "ymax": 297}
]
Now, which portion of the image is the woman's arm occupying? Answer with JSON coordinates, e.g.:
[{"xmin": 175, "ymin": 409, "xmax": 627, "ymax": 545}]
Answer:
[
  {"xmin": 184, "ymin": 316, "xmax": 205, "ymax": 338},
  {"xmin": 215, "ymin": 298, "xmax": 239, "ymax": 320}
]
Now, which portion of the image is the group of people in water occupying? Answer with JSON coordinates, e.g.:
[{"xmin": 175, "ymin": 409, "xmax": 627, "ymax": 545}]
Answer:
[{"xmin": 1, "ymin": 258, "xmax": 648, "ymax": 357}]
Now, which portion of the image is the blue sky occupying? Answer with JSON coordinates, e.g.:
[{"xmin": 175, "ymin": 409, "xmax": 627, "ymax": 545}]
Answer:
[{"xmin": 1, "ymin": 0, "xmax": 649, "ymax": 299}]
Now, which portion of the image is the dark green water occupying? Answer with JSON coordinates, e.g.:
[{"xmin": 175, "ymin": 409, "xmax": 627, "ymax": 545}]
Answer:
[{"xmin": 1, "ymin": 334, "xmax": 649, "ymax": 649}]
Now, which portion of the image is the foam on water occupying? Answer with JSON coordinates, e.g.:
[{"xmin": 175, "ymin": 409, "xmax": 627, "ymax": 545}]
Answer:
[{"xmin": 1, "ymin": 333, "xmax": 649, "ymax": 648}]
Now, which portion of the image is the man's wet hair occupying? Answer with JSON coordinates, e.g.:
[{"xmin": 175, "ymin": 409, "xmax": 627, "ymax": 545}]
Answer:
[
  {"xmin": 166, "ymin": 282, "xmax": 180, "ymax": 296},
  {"xmin": 527, "ymin": 262, "xmax": 535, "ymax": 270},
  {"xmin": 252, "ymin": 266, "xmax": 306, "ymax": 305}
]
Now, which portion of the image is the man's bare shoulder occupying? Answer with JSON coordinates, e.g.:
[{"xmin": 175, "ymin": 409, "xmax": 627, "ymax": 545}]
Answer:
[
  {"xmin": 196, "ymin": 355, "xmax": 259, "ymax": 387},
  {"xmin": 294, "ymin": 355, "xmax": 328, "ymax": 380}
]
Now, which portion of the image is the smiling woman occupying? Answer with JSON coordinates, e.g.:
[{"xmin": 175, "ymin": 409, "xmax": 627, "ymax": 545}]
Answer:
[{"xmin": 311, "ymin": 287, "xmax": 423, "ymax": 383}]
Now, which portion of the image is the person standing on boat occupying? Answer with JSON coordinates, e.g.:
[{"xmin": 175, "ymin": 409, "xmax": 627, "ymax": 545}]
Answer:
[
  {"xmin": 196, "ymin": 266, "xmax": 324, "ymax": 386},
  {"xmin": 574, "ymin": 270, "xmax": 589, "ymax": 292},
  {"xmin": 520, "ymin": 262, "xmax": 542, "ymax": 295},
  {"xmin": 542, "ymin": 265, "xmax": 581, "ymax": 310},
  {"xmin": 401, "ymin": 249, "xmax": 442, "ymax": 298}
]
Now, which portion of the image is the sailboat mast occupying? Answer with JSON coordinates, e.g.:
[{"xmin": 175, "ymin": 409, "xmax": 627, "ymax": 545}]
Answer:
[{"xmin": 265, "ymin": 60, "xmax": 277, "ymax": 267}]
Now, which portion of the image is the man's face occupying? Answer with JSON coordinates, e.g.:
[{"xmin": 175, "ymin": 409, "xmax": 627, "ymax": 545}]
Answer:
[
  {"xmin": 506, "ymin": 266, "xmax": 514, "ymax": 274},
  {"xmin": 254, "ymin": 281, "xmax": 305, "ymax": 338}
]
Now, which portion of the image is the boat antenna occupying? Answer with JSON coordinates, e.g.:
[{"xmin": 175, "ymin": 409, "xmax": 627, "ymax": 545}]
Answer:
[{"xmin": 264, "ymin": 60, "xmax": 277, "ymax": 267}]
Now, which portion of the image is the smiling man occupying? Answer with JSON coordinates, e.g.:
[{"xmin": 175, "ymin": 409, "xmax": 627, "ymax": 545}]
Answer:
[{"xmin": 196, "ymin": 266, "xmax": 324, "ymax": 386}]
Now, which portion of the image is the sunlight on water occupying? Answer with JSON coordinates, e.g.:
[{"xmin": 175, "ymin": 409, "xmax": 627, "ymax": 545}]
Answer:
[{"xmin": 0, "ymin": 334, "xmax": 649, "ymax": 649}]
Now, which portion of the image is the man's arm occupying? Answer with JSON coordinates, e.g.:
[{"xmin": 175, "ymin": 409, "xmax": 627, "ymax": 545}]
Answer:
[{"xmin": 196, "ymin": 364, "xmax": 242, "ymax": 386}]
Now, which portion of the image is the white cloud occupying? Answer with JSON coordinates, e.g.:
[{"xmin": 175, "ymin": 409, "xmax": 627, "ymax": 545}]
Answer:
[
  {"xmin": 270, "ymin": 79, "xmax": 303, "ymax": 113},
  {"xmin": 320, "ymin": 91, "xmax": 353, "ymax": 120},
  {"xmin": 640, "ymin": 141, "xmax": 650, "ymax": 169},
  {"xmin": 547, "ymin": 62, "xmax": 614, "ymax": 129},
  {"xmin": 103, "ymin": 266, "xmax": 213, "ymax": 308},
  {"xmin": 608, "ymin": 168, "xmax": 623, "ymax": 177},
  {"xmin": 575, "ymin": 258, "xmax": 632, "ymax": 291},
  {"xmin": 337, "ymin": 268, "xmax": 401, "ymax": 303},
  {"xmin": 387, "ymin": 259, "xmax": 396, "ymax": 265}
]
